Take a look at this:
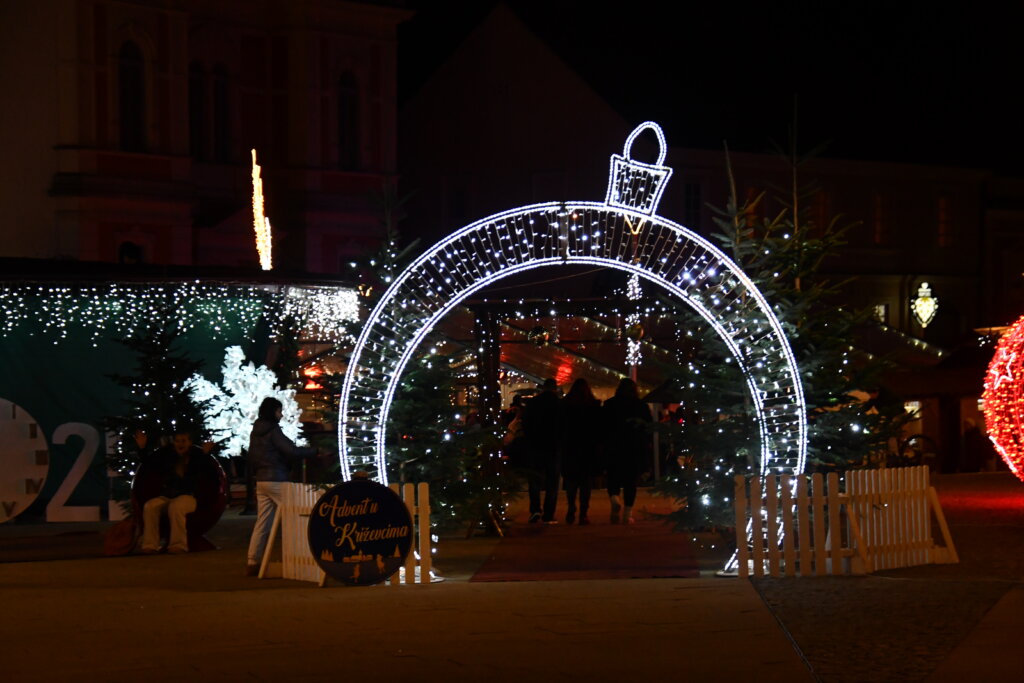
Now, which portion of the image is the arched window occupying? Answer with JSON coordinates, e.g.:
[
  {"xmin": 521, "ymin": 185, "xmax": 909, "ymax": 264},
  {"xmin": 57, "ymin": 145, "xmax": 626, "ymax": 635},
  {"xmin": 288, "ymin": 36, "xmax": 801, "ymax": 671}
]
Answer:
[
  {"xmin": 212, "ymin": 64, "xmax": 230, "ymax": 163},
  {"xmin": 188, "ymin": 62, "xmax": 207, "ymax": 160},
  {"xmin": 338, "ymin": 72, "xmax": 359, "ymax": 170},
  {"xmin": 118, "ymin": 41, "xmax": 146, "ymax": 152}
]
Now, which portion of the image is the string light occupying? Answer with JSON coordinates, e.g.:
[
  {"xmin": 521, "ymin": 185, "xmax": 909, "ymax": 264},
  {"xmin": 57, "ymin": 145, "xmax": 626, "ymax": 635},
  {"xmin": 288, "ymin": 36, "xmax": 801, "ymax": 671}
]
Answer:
[
  {"xmin": 251, "ymin": 148, "xmax": 273, "ymax": 271},
  {"xmin": 338, "ymin": 122, "xmax": 807, "ymax": 485},
  {"xmin": 982, "ymin": 316, "xmax": 1024, "ymax": 481},
  {"xmin": 0, "ymin": 282, "xmax": 358, "ymax": 345},
  {"xmin": 626, "ymin": 272, "xmax": 643, "ymax": 367}
]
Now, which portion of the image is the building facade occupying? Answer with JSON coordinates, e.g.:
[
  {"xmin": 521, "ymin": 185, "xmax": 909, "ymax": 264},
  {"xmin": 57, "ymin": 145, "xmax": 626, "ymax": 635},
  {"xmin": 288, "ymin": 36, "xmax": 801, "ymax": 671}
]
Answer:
[
  {"xmin": 0, "ymin": 0, "xmax": 409, "ymax": 273},
  {"xmin": 398, "ymin": 4, "xmax": 1024, "ymax": 471}
]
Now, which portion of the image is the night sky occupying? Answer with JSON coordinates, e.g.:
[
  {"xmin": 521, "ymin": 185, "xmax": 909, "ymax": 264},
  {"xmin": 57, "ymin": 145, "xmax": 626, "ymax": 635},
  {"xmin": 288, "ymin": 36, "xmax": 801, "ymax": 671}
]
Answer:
[{"xmin": 399, "ymin": 1, "xmax": 1018, "ymax": 172}]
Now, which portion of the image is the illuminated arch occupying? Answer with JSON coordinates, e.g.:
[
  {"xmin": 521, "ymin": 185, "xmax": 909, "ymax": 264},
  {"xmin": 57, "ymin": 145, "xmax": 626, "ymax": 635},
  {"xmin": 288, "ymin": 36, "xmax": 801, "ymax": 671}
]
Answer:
[{"xmin": 339, "ymin": 122, "xmax": 807, "ymax": 484}]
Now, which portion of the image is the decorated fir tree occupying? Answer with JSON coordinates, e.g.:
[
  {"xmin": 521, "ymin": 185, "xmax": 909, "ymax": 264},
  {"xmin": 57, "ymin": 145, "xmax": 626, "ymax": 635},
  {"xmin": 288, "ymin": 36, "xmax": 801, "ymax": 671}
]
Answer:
[
  {"xmin": 344, "ymin": 183, "xmax": 419, "ymax": 313},
  {"xmin": 385, "ymin": 350, "xmax": 504, "ymax": 531},
  {"xmin": 105, "ymin": 318, "xmax": 211, "ymax": 498},
  {"xmin": 656, "ymin": 148, "xmax": 910, "ymax": 529},
  {"xmin": 333, "ymin": 182, "xmax": 509, "ymax": 529}
]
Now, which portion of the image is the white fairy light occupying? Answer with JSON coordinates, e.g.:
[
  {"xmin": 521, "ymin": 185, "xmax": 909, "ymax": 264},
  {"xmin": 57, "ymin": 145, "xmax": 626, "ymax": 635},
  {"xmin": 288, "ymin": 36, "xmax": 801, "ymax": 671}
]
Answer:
[
  {"xmin": 0, "ymin": 282, "xmax": 358, "ymax": 345},
  {"xmin": 626, "ymin": 272, "xmax": 643, "ymax": 367},
  {"xmin": 251, "ymin": 148, "xmax": 273, "ymax": 271},
  {"xmin": 281, "ymin": 286, "xmax": 360, "ymax": 338},
  {"xmin": 338, "ymin": 121, "xmax": 807, "ymax": 490}
]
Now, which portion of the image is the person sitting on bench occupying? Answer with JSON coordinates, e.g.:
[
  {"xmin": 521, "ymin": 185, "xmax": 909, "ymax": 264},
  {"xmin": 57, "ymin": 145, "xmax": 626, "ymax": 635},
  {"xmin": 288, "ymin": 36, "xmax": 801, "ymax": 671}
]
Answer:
[{"xmin": 138, "ymin": 427, "xmax": 210, "ymax": 554}]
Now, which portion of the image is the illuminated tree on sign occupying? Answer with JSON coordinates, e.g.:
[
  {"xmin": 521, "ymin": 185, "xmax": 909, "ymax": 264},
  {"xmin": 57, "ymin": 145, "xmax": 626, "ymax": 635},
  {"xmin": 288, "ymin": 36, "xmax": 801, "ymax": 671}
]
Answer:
[{"xmin": 338, "ymin": 122, "xmax": 807, "ymax": 485}]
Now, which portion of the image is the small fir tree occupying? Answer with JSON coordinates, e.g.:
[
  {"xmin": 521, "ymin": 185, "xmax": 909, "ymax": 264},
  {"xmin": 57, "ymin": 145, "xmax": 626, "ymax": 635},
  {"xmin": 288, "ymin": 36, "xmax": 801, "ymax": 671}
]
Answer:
[
  {"xmin": 333, "ymin": 182, "xmax": 512, "ymax": 529},
  {"xmin": 105, "ymin": 318, "xmax": 211, "ymax": 500},
  {"xmin": 385, "ymin": 350, "xmax": 504, "ymax": 531},
  {"xmin": 656, "ymin": 146, "xmax": 910, "ymax": 529}
]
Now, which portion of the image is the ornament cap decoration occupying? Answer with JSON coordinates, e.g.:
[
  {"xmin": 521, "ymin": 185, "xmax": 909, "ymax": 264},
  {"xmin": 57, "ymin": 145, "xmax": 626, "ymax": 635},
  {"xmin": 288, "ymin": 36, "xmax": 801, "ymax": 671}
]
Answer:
[{"xmin": 605, "ymin": 121, "xmax": 673, "ymax": 217}]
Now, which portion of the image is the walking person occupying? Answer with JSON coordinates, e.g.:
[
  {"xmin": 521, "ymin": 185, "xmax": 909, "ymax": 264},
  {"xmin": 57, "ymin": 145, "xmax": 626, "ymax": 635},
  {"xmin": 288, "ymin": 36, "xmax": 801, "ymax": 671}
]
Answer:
[
  {"xmin": 560, "ymin": 378, "xmax": 602, "ymax": 525},
  {"xmin": 602, "ymin": 378, "xmax": 652, "ymax": 524},
  {"xmin": 520, "ymin": 378, "xmax": 562, "ymax": 523},
  {"xmin": 245, "ymin": 397, "xmax": 317, "ymax": 576}
]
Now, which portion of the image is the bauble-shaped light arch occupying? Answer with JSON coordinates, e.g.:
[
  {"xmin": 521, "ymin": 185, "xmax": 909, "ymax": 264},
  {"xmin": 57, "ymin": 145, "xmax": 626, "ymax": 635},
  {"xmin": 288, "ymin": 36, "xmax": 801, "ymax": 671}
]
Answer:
[{"xmin": 338, "ymin": 122, "xmax": 807, "ymax": 484}]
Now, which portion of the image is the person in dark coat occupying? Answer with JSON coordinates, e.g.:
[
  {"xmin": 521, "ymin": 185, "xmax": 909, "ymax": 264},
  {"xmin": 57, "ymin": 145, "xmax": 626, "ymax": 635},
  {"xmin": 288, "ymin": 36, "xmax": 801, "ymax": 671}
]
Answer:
[
  {"xmin": 603, "ymin": 378, "xmax": 652, "ymax": 524},
  {"xmin": 245, "ymin": 397, "xmax": 317, "ymax": 575},
  {"xmin": 138, "ymin": 427, "xmax": 207, "ymax": 553},
  {"xmin": 520, "ymin": 378, "xmax": 562, "ymax": 523},
  {"xmin": 560, "ymin": 378, "xmax": 603, "ymax": 525}
]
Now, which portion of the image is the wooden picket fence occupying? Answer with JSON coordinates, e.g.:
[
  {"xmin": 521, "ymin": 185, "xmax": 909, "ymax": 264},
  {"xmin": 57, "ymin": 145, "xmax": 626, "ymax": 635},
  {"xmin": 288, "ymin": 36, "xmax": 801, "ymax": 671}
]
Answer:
[
  {"xmin": 846, "ymin": 467, "xmax": 957, "ymax": 571},
  {"xmin": 733, "ymin": 466, "xmax": 957, "ymax": 578},
  {"xmin": 259, "ymin": 482, "xmax": 433, "ymax": 586}
]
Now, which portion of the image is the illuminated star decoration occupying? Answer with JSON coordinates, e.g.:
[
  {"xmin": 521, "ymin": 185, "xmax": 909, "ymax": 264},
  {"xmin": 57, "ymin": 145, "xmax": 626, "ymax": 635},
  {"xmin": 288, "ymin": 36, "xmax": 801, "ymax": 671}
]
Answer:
[
  {"xmin": 982, "ymin": 316, "xmax": 1024, "ymax": 482},
  {"xmin": 251, "ymin": 148, "xmax": 273, "ymax": 271}
]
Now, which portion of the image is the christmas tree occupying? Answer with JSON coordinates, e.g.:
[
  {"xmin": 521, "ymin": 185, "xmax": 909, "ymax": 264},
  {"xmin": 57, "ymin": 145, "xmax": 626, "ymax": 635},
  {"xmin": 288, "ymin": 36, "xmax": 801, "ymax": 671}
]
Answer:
[
  {"xmin": 339, "ymin": 183, "xmax": 509, "ymax": 528},
  {"xmin": 385, "ymin": 351, "xmax": 503, "ymax": 530},
  {"xmin": 656, "ymin": 146, "xmax": 910, "ymax": 529},
  {"xmin": 343, "ymin": 183, "xmax": 419, "ymax": 313},
  {"xmin": 105, "ymin": 317, "xmax": 211, "ymax": 500}
]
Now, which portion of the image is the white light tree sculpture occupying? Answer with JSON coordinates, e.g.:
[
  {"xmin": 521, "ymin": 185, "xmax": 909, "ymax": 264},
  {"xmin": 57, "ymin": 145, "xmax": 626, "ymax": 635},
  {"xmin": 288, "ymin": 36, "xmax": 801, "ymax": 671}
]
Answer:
[{"xmin": 187, "ymin": 346, "xmax": 305, "ymax": 457}]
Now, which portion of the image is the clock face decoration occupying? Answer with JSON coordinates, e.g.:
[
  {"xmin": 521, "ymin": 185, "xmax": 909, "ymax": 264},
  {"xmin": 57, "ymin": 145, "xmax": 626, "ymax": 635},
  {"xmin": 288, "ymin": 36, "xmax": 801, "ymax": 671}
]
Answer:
[
  {"xmin": 983, "ymin": 317, "xmax": 1024, "ymax": 481},
  {"xmin": 0, "ymin": 398, "xmax": 50, "ymax": 523},
  {"xmin": 336, "ymin": 122, "xmax": 807, "ymax": 485}
]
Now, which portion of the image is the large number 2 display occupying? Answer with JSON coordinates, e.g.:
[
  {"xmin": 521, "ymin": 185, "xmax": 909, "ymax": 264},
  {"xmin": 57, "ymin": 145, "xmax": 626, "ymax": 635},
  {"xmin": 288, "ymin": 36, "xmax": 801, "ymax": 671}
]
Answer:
[{"xmin": 0, "ymin": 398, "xmax": 101, "ymax": 523}]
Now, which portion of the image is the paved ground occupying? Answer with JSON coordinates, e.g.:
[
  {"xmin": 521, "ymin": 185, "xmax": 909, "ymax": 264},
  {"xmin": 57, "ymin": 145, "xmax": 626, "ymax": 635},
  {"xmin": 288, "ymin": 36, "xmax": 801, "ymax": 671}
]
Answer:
[
  {"xmin": 753, "ymin": 472, "xmax": 1024, "ymax": 682},
  {"xmin": 1, "ymin": 474, "xmax": 1022, "ymax": 682}
]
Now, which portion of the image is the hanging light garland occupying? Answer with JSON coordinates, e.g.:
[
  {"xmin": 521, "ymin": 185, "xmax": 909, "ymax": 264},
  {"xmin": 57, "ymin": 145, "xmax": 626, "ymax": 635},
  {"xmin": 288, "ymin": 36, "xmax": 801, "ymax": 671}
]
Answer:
[
  {"xmin": 0, "ymin": 282, "xmax": 359, "ymax": 345},
  {"xmin": 982, "ymin": 315, "xmax": 1024, "ymax": 481},
  {"xmin": 625, "ymin": 272, "xmax": 644, "ymax": 367}
]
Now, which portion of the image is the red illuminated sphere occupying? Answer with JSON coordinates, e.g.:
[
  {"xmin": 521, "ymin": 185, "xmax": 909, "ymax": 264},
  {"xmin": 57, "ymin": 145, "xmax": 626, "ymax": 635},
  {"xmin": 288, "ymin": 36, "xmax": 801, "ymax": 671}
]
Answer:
[{"xmin": 982, "ymin": 315, "xmax": 1024, "ymax": 482}]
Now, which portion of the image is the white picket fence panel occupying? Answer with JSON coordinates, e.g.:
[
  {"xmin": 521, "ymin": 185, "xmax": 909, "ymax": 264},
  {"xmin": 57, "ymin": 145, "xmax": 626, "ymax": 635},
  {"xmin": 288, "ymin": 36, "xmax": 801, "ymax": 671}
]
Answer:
[
  {"xmin": 260, "ymin": 481, "xmax": 432, "ymax": 586},
  {"xmin": 733, "ymin": 466, "xmax": 956, "ymax": 578},
  {"xmin": 846, "ymin": 467, "xmax": 957, "ymax": 571},
  {"xmin": 280, "ymin": 483, "xmax": 324, "ymax": 581}
]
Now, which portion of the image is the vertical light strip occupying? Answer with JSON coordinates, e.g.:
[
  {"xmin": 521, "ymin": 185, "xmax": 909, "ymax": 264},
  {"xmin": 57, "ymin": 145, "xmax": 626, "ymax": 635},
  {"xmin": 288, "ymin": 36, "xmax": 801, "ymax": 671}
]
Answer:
[{"xmin": 251, "ymin": 148, "xmax": 273, "ymax": 271}]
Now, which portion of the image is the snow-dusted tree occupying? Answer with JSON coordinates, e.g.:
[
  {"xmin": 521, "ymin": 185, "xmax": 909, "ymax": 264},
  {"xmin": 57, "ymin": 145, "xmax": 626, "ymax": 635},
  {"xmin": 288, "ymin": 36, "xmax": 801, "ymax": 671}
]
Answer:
[{"xmin": 186, "ymin": 346, "xmax": 305, "ymax": 457}]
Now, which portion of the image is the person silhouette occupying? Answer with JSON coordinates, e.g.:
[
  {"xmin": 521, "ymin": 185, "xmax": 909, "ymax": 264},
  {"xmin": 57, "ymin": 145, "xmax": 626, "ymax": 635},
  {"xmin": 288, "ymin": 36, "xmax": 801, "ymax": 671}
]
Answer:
[{"xmin": 602, "ymin": 378, "xmax": 652, "ymax": 524}]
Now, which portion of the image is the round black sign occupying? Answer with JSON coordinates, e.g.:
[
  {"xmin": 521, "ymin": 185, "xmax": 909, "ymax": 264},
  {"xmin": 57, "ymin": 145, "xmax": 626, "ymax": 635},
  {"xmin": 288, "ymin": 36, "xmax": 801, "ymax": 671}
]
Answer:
[{"xmin": 307, "ymin": 479, "xmax": 414, "ymax": 586}]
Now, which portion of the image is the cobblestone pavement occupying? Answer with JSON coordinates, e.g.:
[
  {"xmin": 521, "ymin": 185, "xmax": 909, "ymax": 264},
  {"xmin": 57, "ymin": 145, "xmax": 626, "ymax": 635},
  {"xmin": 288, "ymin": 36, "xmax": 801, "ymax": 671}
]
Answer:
[
  {"xmin": 2, "ymin": 473, "xmax": 1021, "ymax": 681},
  {"xmin": 750, "ymin": 472, "xmax": 1024, "ymax": 682}
]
